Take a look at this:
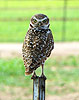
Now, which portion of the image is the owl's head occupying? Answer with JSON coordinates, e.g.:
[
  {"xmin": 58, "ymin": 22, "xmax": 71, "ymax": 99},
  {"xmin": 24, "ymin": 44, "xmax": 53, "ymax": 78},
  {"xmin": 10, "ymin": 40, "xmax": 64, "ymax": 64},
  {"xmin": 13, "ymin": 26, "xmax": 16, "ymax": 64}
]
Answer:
[{"xmin": 30, "ymin": 14, "xmax": 50, "ymax": 29}]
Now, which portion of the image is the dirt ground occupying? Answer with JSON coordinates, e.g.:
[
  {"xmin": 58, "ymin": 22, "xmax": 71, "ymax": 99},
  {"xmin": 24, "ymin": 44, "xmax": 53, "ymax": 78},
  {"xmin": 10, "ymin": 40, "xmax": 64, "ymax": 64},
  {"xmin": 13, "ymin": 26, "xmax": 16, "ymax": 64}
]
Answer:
[
  {"xmin": 0, "ymin": 86, "xmax": 79, "ymax": 100},
  {"xmin": 0, "ymin": 42, "xmax": 79, "ymax": 58},
  {"xmin": 0, "ymin": 92, "xmax": 79, "ymax": 100}
]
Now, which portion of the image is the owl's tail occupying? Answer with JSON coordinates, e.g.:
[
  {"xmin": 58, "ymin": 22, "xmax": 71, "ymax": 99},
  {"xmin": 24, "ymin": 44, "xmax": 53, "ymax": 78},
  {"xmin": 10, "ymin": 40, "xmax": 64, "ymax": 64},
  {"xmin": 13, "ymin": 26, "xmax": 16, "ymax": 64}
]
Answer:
[
  {"xmin": 24, "ymin": 61, "xmax": 33, "ymax": 75},
  {"xmin": 25, "ymin": 67, "xmax": 33, "ymax": 76}
]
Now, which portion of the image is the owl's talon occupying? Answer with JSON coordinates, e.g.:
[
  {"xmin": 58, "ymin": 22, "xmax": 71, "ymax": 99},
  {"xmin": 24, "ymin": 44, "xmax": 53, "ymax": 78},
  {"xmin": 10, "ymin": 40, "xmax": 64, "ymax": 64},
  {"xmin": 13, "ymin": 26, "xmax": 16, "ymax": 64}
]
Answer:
[
  {"xmin": 31, "ymin": 71, "xmax": 37, "ymax": 79},
  {"xmin": 40, "ymin": 74, "xmax": 47, "ymax": 80}
]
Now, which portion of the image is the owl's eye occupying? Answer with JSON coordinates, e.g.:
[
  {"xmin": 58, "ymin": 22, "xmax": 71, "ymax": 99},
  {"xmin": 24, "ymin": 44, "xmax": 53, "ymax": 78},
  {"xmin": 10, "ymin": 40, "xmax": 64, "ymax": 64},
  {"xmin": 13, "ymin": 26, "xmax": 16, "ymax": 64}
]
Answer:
[
  {"xmin": 43, "ymin": 19, "xmax": 48, "ymax": 24},
  {"xmin": 33, "ymin": 19, "xmax": 37, "ymax": 23},
  {"xmin": 43, "ymin": 19, "xmax": 47, "ymax": 23}
]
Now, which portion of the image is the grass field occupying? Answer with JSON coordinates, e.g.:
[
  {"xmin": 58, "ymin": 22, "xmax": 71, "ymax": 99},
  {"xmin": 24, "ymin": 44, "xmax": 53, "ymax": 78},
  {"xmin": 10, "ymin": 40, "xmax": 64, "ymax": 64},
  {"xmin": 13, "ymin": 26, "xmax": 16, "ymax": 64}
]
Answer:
[
  {"xmin": 0, "ymin": 1, "xmax": 79, "ymax": 99},
  {"xmin": 0, "ymin": 1, "xmax": 79, "ymax": 8},
  {"xmin": 0, "ymin": 56, "xmax": 79, "ymax": 95},
  {"xmin": 0, "ymin": 0, "xmax": 79, "ymax": 42}
]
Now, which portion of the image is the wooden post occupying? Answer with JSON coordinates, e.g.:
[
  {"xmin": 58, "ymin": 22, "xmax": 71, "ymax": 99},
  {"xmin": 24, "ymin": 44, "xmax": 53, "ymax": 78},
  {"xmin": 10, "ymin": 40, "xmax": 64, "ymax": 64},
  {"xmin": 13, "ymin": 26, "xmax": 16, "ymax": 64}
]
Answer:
[{"xmin": 32, "ymin": 76, "xmax": 46, "ymax": 100}]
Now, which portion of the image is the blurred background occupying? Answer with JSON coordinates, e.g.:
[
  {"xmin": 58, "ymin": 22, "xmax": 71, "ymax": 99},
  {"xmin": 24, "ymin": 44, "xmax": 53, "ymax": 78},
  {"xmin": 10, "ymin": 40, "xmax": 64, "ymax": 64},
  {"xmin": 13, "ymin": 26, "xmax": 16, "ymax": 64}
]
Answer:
[{"xmin": 0, "ymin": 0, "xmax": 79, "ymax": 100}]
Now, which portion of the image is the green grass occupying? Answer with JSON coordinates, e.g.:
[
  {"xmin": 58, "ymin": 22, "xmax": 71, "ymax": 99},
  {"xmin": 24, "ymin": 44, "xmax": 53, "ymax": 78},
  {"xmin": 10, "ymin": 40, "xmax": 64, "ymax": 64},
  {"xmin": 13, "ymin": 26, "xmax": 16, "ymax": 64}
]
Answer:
[
  {"xmin": 0, "ymin": 1, "xmax": 79, "ymax": 8},
  {"xmin": 0, "ymin": 0, "xmax": 79, "ymax": 42},
  {"xmin": 0, "ymin": 56, "xmax": 79, "ymax": 95}
]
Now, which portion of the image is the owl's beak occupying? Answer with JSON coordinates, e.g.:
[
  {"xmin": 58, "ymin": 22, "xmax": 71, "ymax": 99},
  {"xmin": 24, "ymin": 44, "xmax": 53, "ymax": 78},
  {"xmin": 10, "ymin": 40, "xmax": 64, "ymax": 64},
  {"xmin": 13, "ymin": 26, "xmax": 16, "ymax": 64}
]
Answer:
[{"xmin": 38, "ymin": 21, "xmax": 42, "ymax": 26}]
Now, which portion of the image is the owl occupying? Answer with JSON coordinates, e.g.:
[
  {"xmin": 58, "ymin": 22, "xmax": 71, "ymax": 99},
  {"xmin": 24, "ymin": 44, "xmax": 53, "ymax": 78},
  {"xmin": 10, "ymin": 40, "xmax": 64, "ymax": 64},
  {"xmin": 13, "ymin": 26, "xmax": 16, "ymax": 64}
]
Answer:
[{"xmin": 22, "ymin": 14, "xmax": 54, "ymax": 78}]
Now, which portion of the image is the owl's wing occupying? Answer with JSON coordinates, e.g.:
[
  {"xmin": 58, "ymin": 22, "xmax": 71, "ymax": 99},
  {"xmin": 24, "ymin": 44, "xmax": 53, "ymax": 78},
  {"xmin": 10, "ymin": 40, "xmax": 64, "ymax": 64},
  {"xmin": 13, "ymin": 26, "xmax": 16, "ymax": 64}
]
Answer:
[
  {"xmin": 22, "ymin": 31, "xmax": 34, "ymax": 75},
  {"xmin": 44, "ymin": 29, "xmax": 54, "ymax": 58}
]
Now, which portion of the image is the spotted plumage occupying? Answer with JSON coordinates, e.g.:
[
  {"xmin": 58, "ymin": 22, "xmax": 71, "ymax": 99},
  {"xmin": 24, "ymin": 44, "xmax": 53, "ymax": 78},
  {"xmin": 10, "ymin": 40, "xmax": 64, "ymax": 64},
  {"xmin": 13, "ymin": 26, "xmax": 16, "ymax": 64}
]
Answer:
[{"xmin": 22, "ymin": 14, "xmax": 54, "ymax": 76}]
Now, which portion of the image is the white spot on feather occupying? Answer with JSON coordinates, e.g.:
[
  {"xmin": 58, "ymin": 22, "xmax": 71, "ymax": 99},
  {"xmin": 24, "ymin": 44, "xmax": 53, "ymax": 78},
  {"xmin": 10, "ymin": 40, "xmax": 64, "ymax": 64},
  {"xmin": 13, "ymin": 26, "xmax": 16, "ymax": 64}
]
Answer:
[{"xmin": 47, "ymin": 30, "xmax": 50, "ymax": 34}]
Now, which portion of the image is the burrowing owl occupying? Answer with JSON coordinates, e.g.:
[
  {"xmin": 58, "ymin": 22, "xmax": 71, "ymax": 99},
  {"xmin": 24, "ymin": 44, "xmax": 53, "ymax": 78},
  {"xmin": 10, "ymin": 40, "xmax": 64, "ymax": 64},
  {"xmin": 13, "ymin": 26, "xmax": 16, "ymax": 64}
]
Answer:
[{"xmin": 22, "ymin": 14, "xmax": 54, "ymax": 77}]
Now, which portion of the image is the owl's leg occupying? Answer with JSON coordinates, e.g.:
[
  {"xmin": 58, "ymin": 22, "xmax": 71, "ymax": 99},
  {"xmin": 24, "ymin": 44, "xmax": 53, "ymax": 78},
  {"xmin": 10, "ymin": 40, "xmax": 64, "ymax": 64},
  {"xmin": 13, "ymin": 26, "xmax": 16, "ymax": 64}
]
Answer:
[
  {"xmin": 31, "ymin": 70, "xmax": 37, "ymax": 79},
  {"xmin": 41, "ymin": 63, "xmax": 44, "ymax": 75},
  {"xmin": 41, "ymin": 61, "xmax": 46, "ymax": 79}
]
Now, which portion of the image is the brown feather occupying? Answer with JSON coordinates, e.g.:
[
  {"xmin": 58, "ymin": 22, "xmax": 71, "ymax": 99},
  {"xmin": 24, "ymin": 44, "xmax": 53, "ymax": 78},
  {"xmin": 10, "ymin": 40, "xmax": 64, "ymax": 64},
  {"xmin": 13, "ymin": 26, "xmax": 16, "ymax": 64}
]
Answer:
[{"xmin": 25, "ymin": 67, "xmax": 33, "ymax": 75}]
